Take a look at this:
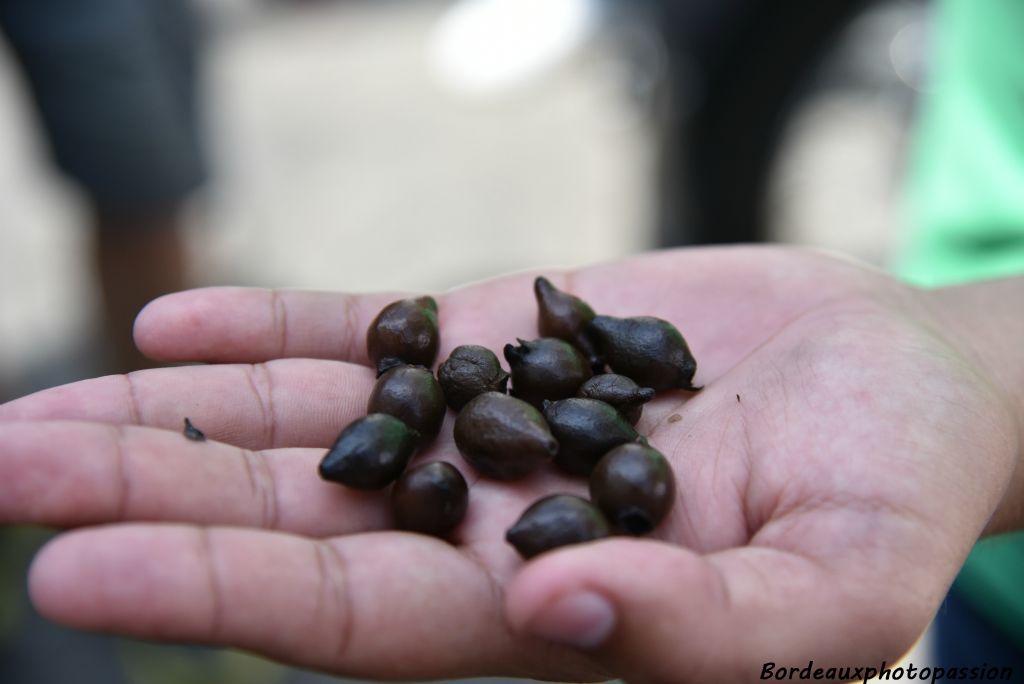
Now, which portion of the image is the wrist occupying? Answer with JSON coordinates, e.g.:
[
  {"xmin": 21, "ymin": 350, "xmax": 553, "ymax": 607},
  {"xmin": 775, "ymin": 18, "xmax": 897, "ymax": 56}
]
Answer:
[{"xmin": 923, "ymin": 277, "xmax": 1024, "ymax": 535}]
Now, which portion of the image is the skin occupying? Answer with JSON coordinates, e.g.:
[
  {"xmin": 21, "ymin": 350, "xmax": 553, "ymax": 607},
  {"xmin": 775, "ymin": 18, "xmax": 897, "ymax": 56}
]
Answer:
[{"xmin": 0, "ymin": 246, "xmax": 1022, "ymax": 683}]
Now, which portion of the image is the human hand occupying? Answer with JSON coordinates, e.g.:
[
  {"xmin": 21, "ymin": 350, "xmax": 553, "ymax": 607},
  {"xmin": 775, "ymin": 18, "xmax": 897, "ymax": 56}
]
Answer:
[{"xmin": 1, "ymin": 247, "xmax": 1021, "ymax": 683}]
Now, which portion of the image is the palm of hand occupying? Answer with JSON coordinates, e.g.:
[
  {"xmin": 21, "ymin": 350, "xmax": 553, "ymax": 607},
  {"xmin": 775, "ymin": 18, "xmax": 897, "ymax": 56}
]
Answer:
[{"xmin": 0, "ymin": 248, "xmax": 1015, "ymax": 683}]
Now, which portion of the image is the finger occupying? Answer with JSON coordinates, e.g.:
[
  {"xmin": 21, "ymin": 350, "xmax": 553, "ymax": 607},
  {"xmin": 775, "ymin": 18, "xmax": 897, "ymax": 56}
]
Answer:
[
  {"xmin": 133, "ymin": 280, "xmax": 538, "ymax": 369},
  {"xmin": 505, "ymin": 539, "xmax": 933, "ymax": 684},
  {"xmin": 134, "ymin": 287, "xmax": 410, "ymax": 364},
  {"xmin": 0, "ymin": 359, "xmax": 374, "ymax": 450},
  {"xmin": 0, "ymin": 421, "xmax": 387, "ymax": 537},
  {"xmin": 128, "ymin": 267, "xmax": 671, "ymax": 368},
  {"xmin": 135, "ymin": 248, "xmax": 865, "ymax": 377},
  {"xmin": 29, "ymin": 525, "xmax": 602, "ymax": 681}
]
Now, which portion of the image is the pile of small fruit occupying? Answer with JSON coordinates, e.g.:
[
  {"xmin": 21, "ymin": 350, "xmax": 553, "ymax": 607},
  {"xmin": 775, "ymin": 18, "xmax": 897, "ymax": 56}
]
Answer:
[{"xmin": 317, "ymin": 277, "xmax": 700, "ymax": 558}]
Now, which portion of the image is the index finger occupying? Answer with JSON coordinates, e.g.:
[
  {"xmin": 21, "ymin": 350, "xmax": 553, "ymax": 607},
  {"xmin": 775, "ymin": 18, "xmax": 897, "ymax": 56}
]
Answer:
[
  {"xmin": 132, "ymin": 273, "xmax": 552, "ymax": 367},
  {"xmin": 132, "ymin": 276, "xmax": 546, "ymax": 367},
  {"xmin": 134, "ymin": 288, "xmax": 408, "ymax": 365},
  {"xmin": 134, "ymin": 247, "xmax": 863, "ymax": 374}
]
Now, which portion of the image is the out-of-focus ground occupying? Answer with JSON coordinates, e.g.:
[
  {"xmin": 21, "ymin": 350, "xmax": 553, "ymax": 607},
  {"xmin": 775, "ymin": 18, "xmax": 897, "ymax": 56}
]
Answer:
[
  {"xmin": 0, "ymin": 0, "xmax": 918, "ymax": 392},
  {"xmin": 0, "ymin": 0, "xmax": 929, "ymax": 682},
  {"xmin": 0, "ymin": 0, "xmax": 657, "ymax": 390}
]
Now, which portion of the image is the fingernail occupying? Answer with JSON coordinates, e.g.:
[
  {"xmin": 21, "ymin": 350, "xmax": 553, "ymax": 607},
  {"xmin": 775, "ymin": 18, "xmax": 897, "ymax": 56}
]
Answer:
[{"xmin": 525, "ymin": 590, "xmax": 616, "ymax": 649}]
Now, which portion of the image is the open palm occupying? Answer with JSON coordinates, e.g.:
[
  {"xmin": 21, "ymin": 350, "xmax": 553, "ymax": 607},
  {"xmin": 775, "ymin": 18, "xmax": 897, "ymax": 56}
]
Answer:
[{"xmin": 1, "ymin": 247, "xmax": 1018, "ymax": 684}]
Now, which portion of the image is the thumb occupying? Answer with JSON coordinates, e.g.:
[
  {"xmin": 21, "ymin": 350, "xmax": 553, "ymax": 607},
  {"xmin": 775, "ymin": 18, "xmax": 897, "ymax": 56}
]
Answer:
[{"xmin": 505, "ymin": 538, "xmax": 925, "ymax": 684}]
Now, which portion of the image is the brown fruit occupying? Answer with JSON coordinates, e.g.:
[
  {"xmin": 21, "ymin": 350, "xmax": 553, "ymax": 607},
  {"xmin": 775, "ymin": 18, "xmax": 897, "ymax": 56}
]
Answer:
[
  {"xmin": 506, "ymin": 494, "xmax": 611, "ymax": 559},
  {"xmin": 534, "ymin": 276, "xmax": 602, "ymax": 370},
  {"xmin": 366, "ymin": 297, "xmax": 440, "ymax": 375},
  {"xmin": 588, "ymin": 315, "xmax": 700, "ymax": 391},
  {"xmin": 543, "ymin": 397, "xmax": 646, "ymax": 476},
  {"xmin": 576, "ymin": 374, "xmax": 656, "ymax": 425},
  {"xmin": 437, "ymin": 345, "xmax": 509, "ymax": 411},
  {"xmin": 590, "ymin": 443, "xmax": 675, "ymax": 535},
  {"xmin": 391, "ymin": 461, "xmax": 469, "ymax": 537},
  {"xmin": 453, "ymin": 392, "xmax": 558, "ymax": 480},
  {"xmin": 504, "ymin": 337, "xmax": 592, "ymax": 409},
  {"xmin": 367, "ymin": 365, "xmax": 446, "ymax": 446}
]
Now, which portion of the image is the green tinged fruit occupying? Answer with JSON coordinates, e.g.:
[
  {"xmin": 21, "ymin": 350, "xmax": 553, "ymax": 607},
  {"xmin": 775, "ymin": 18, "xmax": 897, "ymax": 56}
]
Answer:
[
  {"xmin": 319, "ymin": 414, "xmax": 419, "ymax": 490},
  {"xmin": 366, "ymin": 296, "xmax": 440, "ymax": 375},
  {"xmin": 367, "ymin": 364, "xmax": 446, "ymax": 446}
]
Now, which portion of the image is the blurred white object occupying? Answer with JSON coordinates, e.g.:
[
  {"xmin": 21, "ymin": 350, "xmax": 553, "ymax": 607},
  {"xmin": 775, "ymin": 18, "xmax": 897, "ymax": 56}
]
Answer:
[{"xmin": 428, "ymin": 0, "xmax": 601, "ymax": 96}]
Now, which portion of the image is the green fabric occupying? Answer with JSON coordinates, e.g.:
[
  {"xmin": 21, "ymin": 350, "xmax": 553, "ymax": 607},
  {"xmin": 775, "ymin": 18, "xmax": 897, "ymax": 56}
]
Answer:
[
  {"xmin": 898, "ymin": 0, "xmax": 1024, "ymax": 653},
  {"xmin": 955, "ymin": 534, "xmax": 1024, "ymax": 653},
  {"xmin": 899, "ymin": 0, "xmax": 1024, "ymax": 286}
]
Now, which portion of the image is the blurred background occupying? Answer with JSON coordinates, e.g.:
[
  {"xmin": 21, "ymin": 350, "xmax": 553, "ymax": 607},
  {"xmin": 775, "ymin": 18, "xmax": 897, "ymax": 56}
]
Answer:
[{"xmin": 0, "ymin": 0, "xmax": 930, "ymax": 681}]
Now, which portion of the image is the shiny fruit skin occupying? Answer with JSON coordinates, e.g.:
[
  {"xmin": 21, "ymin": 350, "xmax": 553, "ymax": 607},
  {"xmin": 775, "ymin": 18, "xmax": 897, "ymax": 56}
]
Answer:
[
  {"xmin": 391, "ymin": 461, "xmax": 469, "ymax": 537},
  {"xmin": 506, "ymin": 494, "xmax": 611, "ymax": 559},
  {"xmin": 590, "ymin": 443, "xmax": 675, "ymax": 535},
  {"xmin": 319, "ymin": 414, "xmax": 419, "ymax": 490},
  {"xmin": 453, "ymin": 392, "xmax": 558, "ymax": 480}
]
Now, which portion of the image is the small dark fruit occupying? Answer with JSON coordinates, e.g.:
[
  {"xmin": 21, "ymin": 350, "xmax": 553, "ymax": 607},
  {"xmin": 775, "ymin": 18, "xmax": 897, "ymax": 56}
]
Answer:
[
  {"xmin": 588, "ymin": 315, "xmax": 700, "ymax": 391},
  {"xmin": 506, "ymin": 494, "xmax": 611, "ymax": 559},
  {"xmin": 391, "ymin": 461, "xmax": 469, "ymax": 537},
  {"xmin": 533, "ymin": 276, "xmax": 602, "ymax": 371},
  {"xmin": 319, "ymin": 414, "xmax": 419, "ymax": 490},
  {"xmin": 504, "ymin": 337, "xmax": 592, "ymax": 409},
  {"xmin": 453, "ymin": 392, "xmax": 558, "ymax": 480},
  {"xmin": 543, "ymin": 397, "xmax": 646, "ymax": 476},
  {"xmin": 367, "ymin": 365, "xmax": 446, "ymax": 446},
  {"xmin": 576, "ymin": 374, "xmax": 655, "ymax": 426},
  {"xmin": 590, "ymin": 443, "xmax": 676, "ymax": 535},
  {"xmin": 366, "ymin": 297, "xmax": 440, "ymax": 375},
  {"xmin": 437, "ymin": 345, "xmax": 509, "ymax": 410}
]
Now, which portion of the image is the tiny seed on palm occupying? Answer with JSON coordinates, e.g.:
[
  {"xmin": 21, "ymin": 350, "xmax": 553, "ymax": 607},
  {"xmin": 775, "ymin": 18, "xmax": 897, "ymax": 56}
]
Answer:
[{"xmin": 183, "ymin": 417, "xmax": 206, "ymax": 441}]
